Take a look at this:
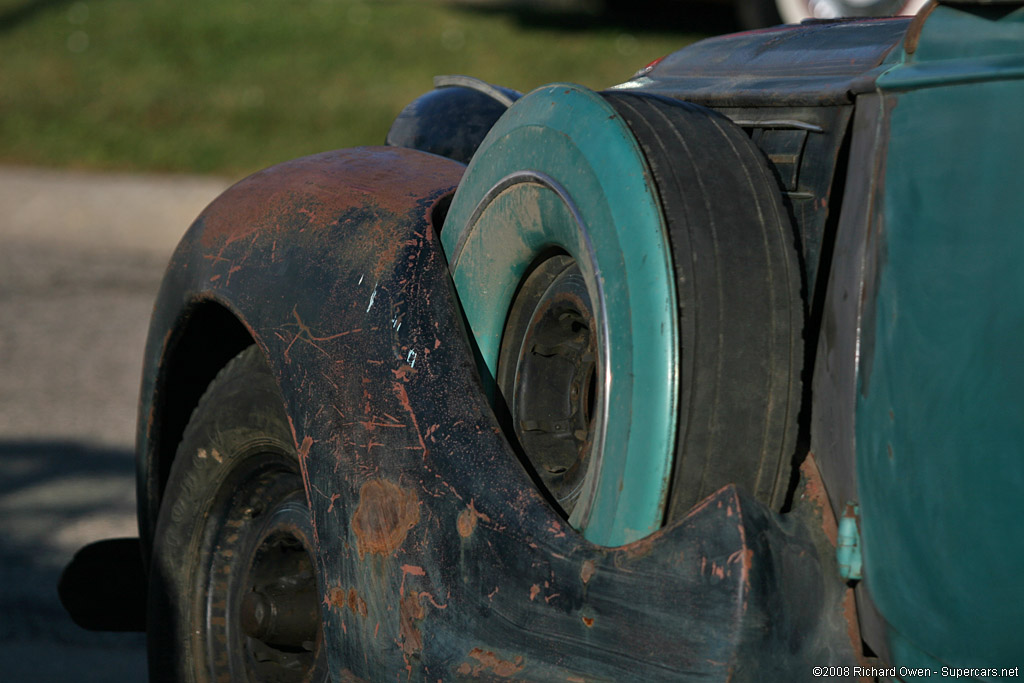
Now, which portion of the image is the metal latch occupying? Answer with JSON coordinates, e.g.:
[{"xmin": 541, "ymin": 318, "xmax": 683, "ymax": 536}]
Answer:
[{"xmin": 837, "ymin": 502, "xmax": 863, "ymax": 581}]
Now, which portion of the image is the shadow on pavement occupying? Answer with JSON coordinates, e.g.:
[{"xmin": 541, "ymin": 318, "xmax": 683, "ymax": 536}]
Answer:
[
  {"xmin": 0, "ymin": 440, "xmax": 138, "ymax": 565},
  {"xmin": 0, "ymin": 440, "xmax": 147, "ymax": 682}
]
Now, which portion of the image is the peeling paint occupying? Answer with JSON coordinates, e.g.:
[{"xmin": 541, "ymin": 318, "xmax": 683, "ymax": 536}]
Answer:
[
  {"xmin": 456, "ymin": 500, "xmax": 489, "ymax": 538},
  {"xmin": 457, "ymin": 508, "xmax": 477, "ymax": 538},
  {"xmin": 329, "ymin": 586, "xmax": 347, "ymax": 610},
  {"xmin": 457, "ymin": 648, "xmax": 525, "ymax": 678},
  {"xmin": 392, "ymin": 382, "xmax": 428, "ymax": 458},
  {"xmin": 351, "ymin": 479, "xmax": 420, "ymax": 558},
  {"xmin": 366, "ymin": 283, "xmax": 379, "ymax": 313},
  {"xmin": 348, "ymin": 588, "xmax": 368, "ymax": 618},
  {"xmin": 197, "ymin": 447, "xmax": 222, "ymax": 463},
  {"xmin": 399, "ymin": 591, "xmax": 426, "ymax": 656},
  {"xmin": 580, "ymin": 560, "xmax": 595, "ymax": 585},
  {"xmin": 400, "ymin": 564, "xmax": 426, "ymax": 597},
  {"xmin": 799, "ymin": 453, "xmax": 838, "ymax": 546}
]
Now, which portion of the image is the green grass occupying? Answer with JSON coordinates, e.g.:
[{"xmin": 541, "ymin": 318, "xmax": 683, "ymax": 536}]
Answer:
[{"xmin": 0, "ymin": 0, "xmax": 708, "ymax": 177}]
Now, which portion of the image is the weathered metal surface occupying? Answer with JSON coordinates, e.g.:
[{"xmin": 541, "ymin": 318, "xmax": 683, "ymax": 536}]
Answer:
[
  {"xmin": 809, "ymin": 92, "xmax": 888, "ymax": 542},
  {"xmin": 856, "ymin": 3, "xmax": 1024, "ymax": 671},
  {"xmin": 902, "ymin": 0, "xmax": 938, "ymax": 55},
  {"xmin": 880, "ymin": 1, "xmax": 1024, "ymax": 88},
  {"xmin": 794, "ymin": 454, "xmax": 880, "ymax": 676},
  {"xmin": 386, "ymin": 77, "xmax": 521, "ymax": 164},
  {"xmin": 808, "ymin": 90, "xmax": 895, "ymax": 666},
  {"xmin": 614, "ymin": 18, "xmax": 911, "ymax": 107},
  {"xmin": 714, "ymin": 104, "xmax": 852, "ymax": 308},
  {"xmin": 135, "ymin": 147, "xmax": 466, "ymax": 555},
  {"xmin": 138, "ymin": 146, "xmax": 860, "ymax": 679}
]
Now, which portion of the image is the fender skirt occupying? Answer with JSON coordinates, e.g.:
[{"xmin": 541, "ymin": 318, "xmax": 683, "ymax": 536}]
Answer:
[{"xmin": 138, "ymin": 146, "xmax": 857, "ymax": 680}]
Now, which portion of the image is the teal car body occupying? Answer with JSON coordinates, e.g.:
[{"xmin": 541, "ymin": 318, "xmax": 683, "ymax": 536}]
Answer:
[{"xmin": 858, "ymin": 2, "xmax": 1024, "ymax": 673}]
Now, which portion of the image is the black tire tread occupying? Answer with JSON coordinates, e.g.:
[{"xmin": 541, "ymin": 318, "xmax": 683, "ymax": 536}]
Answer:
[
  {"xmin": 146, "ymin": 345, "xmax": 297, "ymax": 682},
  {"xmin": 602, "ymin": 92, "xmax": 803, "ymax": 520}
]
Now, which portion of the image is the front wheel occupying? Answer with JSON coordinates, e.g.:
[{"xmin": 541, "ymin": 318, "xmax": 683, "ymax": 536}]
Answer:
[{"xmin": 147, "ymin": 345, "xmax": 327, "ymax": 683}]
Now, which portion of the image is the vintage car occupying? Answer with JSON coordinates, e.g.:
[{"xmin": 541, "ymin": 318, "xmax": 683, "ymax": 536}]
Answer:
[
  {"xmin": 740, "ymin": 0, "xmax": 928, "ymax": 28},
  {"xmin": 60, "ymin": 1, "xmax": 1024, "ymax": 680},
  {"xmin": 730, "ymin": 0, "xmax": 927, "ymax": 32}
]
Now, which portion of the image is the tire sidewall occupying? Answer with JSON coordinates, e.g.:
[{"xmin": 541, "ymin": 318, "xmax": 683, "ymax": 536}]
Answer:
[{"xmin": 146, "ymin": 347, "xmax": 309, "ymax": 682}]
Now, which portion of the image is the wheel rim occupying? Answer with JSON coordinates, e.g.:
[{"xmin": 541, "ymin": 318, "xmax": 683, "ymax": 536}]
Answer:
[
  {"xmin": 442, "ymin": 84, "xmax": 679, "ymax": 546},
  {"xmin": 200, "ymin": 448, "xmax": 324, "ymax": 682},
  {"xmin": 498, "ymin": 253, "xmax": 600, "ymax": 517}
]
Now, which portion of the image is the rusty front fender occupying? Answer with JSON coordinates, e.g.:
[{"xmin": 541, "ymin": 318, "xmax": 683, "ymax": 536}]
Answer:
[{"xmin": 135, "ymin": 146, "xmax": 466, "ymax": 557}]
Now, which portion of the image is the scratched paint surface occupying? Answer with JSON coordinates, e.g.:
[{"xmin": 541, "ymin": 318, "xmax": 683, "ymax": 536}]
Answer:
[{"xmin": 139, "ymin": 146, "xmax": 858, "ymax": 679}]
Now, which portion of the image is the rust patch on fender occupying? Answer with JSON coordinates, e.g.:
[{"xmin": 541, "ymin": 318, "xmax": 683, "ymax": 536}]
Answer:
[
  {"xmin": 456, "ymin": 500, "xmax": 490, "ymax": 538},
  {"xmin": 457, "ymin": 507, "xmax": 477, "ymax": 538},
  {"xmin": 399, "ymin": 591, "xmax": 426, "ymax": 656},
  {"xmin": 619, "ymin": 529, "xmax": 662, "ymax": 561},
  {"xmin": 328, "ymin": 586, "xmax": 347, "ymax": 610},
  {"xmin": 457, "ymin": 648, "xmax": 525, "ymax": 678},
  {"xmin": 580, "ymin": 560, "xmax": 595, "ymax": 585},
  {"xmin": 194, "ymin": 147, "xmax": 464, "ymax": 251},
  {"xmin": 352, "ymin": 479, "xmax": 420, "ymax": 558},
  {"xmin": 798, "ymin": 453, "xmax": 838, "ymax": 546},
  {"xmin": 348, "ymin": 588, "xmax": 368, "ymax": 618},
  {"xmin": 338, "ymin": 669, "xmax": 371, "ymax": 683},
  {"xmin": 327, "ymin": 586, "xmax": 367, "ymax": 617}
]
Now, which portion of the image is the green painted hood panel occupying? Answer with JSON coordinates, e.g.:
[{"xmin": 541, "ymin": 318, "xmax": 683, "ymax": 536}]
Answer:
[{"xmin": 857, "ymin": 3, "xmax": 1024, "ymax": 670}]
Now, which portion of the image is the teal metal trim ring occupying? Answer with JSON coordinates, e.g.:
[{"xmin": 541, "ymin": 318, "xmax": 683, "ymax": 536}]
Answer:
[{"xmin": 441, "ymin": 83, "xmax": 678, "ymax": 546}]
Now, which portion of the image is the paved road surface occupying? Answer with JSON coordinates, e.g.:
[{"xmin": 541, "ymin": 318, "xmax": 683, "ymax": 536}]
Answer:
[{"xmin": 0, "ymin": 166, "xmax": 231, "ymax": 682}]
